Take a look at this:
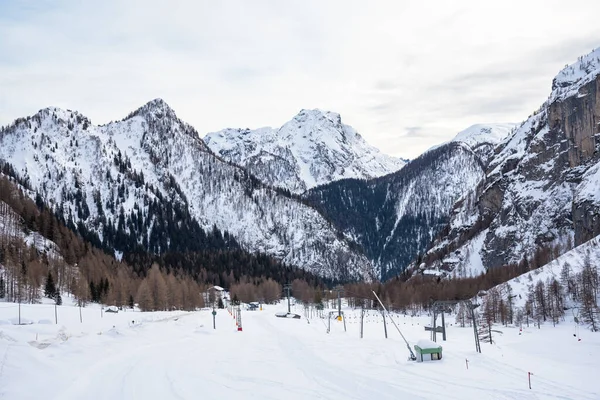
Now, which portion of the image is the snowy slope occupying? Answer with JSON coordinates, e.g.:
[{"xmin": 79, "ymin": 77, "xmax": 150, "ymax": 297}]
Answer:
[
  {"xmin": 452, "ymin": 123, "xmax": 516, "ymax": 166},
  {"xmin": 1, "ymin": 299, "xmax": 599, "ymax": 399},
  {"xmin": 204, "ymin": 109, "xmax": 407, "ymax": 193},
  {"xmin": 425, "ymin": 47, "xmax": 600, "ymax": 273},
  {"xmin": 452, "ymin": 123, "xmax": 516, "ymax": 149},
  {"xmin": 551, "ymin": 47, "xmax": 600, "ymax": 102},
  {"xmin": 0, "ymin": 199, "xmax": 61, "ymax": 258},
  {"xmin": 0, "ymin": 100, "xmax": 373, "ymax": 280},
  {"xmin": 492, "ymin": 235, "xmax": 600, "ymax": 310}
]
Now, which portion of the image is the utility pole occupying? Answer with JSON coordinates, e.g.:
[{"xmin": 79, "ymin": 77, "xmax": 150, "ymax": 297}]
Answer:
[
  {"xmin": 441, "ymin": 311, "xmax": 446, "ymax": 341},
  {"xmin": 470, "ymin": 302, "xmax": 481, "ymax": 353},
  {"xmin": 284, "ymin": 284, "xmax": 292, "ymax": 313},
  {"xmin": 381, "ymin": 309, "xmax": 388, "ymax": 339},
  {"xmin": 360, "ymin": 306, "xmax": 365, "ymax": 339},
  {"xmin": 432, "ymin": 311, "xmax": 437, "ymax": 342},
  {"xmin": 212, "ymin": 304, "xmax": 216, "ymax": 329},
  {"xmin": 334, "ymin": 286, "xmax": 343, "ymax": 319},
  {"xmin": 18, "ymin": 283, "xmax": 21, "ymax": 325},
  {"xmin": 372, "ymin": 291, "xmax": 416, "ymax": 361}
]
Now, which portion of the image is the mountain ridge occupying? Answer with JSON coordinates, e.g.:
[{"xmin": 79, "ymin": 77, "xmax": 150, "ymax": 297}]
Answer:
[
  {"xmin": 0, "ymin": 101, "xmax": 374, "ymax": 281},
  {"xmin": 204, "ymin": 108, "xmax": 407, "ymax": 193},
  {"xmin": 421, "ymin": 47, "xmax": 600, "ymax": 276}
]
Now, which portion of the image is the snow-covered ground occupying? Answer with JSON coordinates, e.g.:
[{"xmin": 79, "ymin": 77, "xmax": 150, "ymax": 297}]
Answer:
[{"xmin": 1, "ymin": 298, "xmax": 598, "ymax": 399}]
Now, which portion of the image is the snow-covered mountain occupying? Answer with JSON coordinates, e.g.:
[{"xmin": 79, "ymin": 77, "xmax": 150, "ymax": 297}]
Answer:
[
  {"xmin": 452, "ymin": 123, "xmax": 516, "ymax": 166},
  {"xmin": 452, "ymin": 123, "xmax": 516, "ymax": 148},
  {"xmin": 0, "ymin": 99, "xmax": 373, "ymax": 281},
  {"xmin": 304, "ymin": 141, "xmax": 485, "ymax": 279},
  {"xmin": 424, "ymin": 47, "xmax": 600, "ymax": 274},
  {"xmin": 204, "ymin": 109, "xmax": 407, "ymax": 193}
]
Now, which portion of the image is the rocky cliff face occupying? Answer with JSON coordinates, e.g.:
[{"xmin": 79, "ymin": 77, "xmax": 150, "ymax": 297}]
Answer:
[
  {"xmin": 423, "ymin": 48, "xmax": 600, "ymax": 276},
  {"xmin": 551, "ymin": 69, "xmax": 600, "ymax": 244}
]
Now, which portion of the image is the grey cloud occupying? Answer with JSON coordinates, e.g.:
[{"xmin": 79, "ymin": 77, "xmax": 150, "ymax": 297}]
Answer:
[
  {"xmin": 373, "ymin": 80, "xmax": 398, "ymax": 91},
  {"xmin": 404, "ymin": 126, "xmax": 424, "ymax": 137},
  {"xmin": 532, "ymin": 37, "xmax": 600, "ymax": 66},
  {"xmin": 2, "ymin": 1, "xmax": 600, "ymax": 162}
]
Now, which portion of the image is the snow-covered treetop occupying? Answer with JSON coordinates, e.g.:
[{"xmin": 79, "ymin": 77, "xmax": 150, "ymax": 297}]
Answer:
[{"xmin": 551, "ymin": 47, "xmax": 600, "ymax": 102}]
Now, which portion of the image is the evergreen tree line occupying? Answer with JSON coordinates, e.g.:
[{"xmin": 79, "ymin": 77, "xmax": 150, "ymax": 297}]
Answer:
[
  {"xmin": 338, "ymin": 256, "xmax": 600, "ymax": 331},
  {"xmin": 0, "ymin": 169, "xmax": 325, "ymax": 312},
  {"xmin": 0, "ymin": 175, "xmax": 208, "ymax": 310},
  {"xmin": 303, "ymin": 142, "xmax": 480, "ymax": 279},
  {"xmin": 467, "ymin": 257, "xmax": 599, "ymax": 334},
  {"xmin": 1, "ymin": 160, "xmax": 327, "ymax": 286}
]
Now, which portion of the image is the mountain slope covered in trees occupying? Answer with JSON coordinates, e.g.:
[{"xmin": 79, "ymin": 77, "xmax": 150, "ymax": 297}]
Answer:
[
  {"xmin": 0, "ymin": 100, "xmax": 373, "ymax": 281},
  {"xmin": 485, "ymin": 234, "xmax": 600, "ymax": 331},
  {"xmin": 304, "ymin": 142, "xmax": 485, "ymax": 279},
  {"xmin": 0, "ymin": 171, "xmax": 325, "ymax": 311}
]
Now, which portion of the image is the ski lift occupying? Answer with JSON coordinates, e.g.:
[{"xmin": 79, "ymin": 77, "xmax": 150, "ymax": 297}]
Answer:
[{"xmin": 372, "ymin": 291, "xmax": 417, "ymax": 361}]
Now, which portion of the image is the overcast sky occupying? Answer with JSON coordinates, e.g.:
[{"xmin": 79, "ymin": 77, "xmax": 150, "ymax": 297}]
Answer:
[{"xmin": 1, "ymin": 1, "xmax": 599, "ymax": 158}]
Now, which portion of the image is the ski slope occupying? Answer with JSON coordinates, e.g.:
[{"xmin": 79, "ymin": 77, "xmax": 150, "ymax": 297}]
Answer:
[{"xmin": 0, "ymin": 299, "xmax": 598, "ymax": 399}]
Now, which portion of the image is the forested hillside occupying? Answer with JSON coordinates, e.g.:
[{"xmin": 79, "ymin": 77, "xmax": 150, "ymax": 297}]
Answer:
[
  {"xmin": 0, "ymin": 171, "xmax": 325, "ymax": 310},
  {"xmin": 305, "ymin": 142, "xmax": 484, "ymax": 279}
]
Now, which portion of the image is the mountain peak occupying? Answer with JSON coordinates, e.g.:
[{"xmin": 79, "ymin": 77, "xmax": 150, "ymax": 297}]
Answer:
[
  {"xmin": 126, "ymin": 98, "xmax": 178, "ymax": 121},
  {"xmin": 293, "ymin": 109, "xmax": 342, "ymax": 128},
  {"xmin": 551, "ymin": 47, "xmax": 600, "ymax": 102},
  {"xmin": 34, "ymin": 106, "xmax": 80, "ymax": 120},
  {"xmin": 204, "ymin": 109, "xmax": 406, "ymax": 193},
  {"xmin": 452, "ymin": 123, "xmax": 516, "ymax": 148}
]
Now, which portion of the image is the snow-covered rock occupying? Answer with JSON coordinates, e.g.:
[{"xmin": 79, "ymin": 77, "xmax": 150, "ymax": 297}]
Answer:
[
  {"xmin": 551, "ymin": 47, "xmax": 600, "ymax": 103},
  {"xmin": 452, "ymin": 123, "xmax": 516, "ymax": 166},
  {"xmin": 204, "ymin": 109, "xmax": 406, "ymax": 193},
  {"xmin": 424, "ymin": 47, "xmax": 600, "ymax": 273}
]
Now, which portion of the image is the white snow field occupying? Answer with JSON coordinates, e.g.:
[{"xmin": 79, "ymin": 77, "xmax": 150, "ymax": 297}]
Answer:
[{"xmin": 1, "ymin": 299, "xmax": 599, "ymax": 399}]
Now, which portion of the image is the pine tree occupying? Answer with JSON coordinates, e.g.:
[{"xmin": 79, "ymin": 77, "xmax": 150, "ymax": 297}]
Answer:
[
  {"xmin": 580, "ymin": 255, "xmax": 599, "ymax": 331},
  {"xmin": 505, "ymin": 284, "xmax": 515, "ymax": 325},
  {"xmin": 129, "ymin": 294, "xmax": 135, "ymax": 309},
  {"xmin": 0, "ymin": 276, "xmax": 5, "ymax": 298},
  {"xmin": 44, "ymin": 271, "xmax": 57, "ymax": 299},
  {"xmin": 89, "ymin": 280, "xmax": 97, "ymax": 302}
]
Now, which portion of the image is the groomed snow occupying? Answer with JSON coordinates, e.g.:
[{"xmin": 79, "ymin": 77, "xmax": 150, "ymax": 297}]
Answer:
[{"xmin": 1, "ymin": 297, "xmax": 598, "ymax": 399}]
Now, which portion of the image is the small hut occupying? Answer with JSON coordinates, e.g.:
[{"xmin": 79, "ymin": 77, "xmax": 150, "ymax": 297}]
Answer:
[{"xmin": 414, "ymin": 339, "xmax": 443, "ymax": 362}]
